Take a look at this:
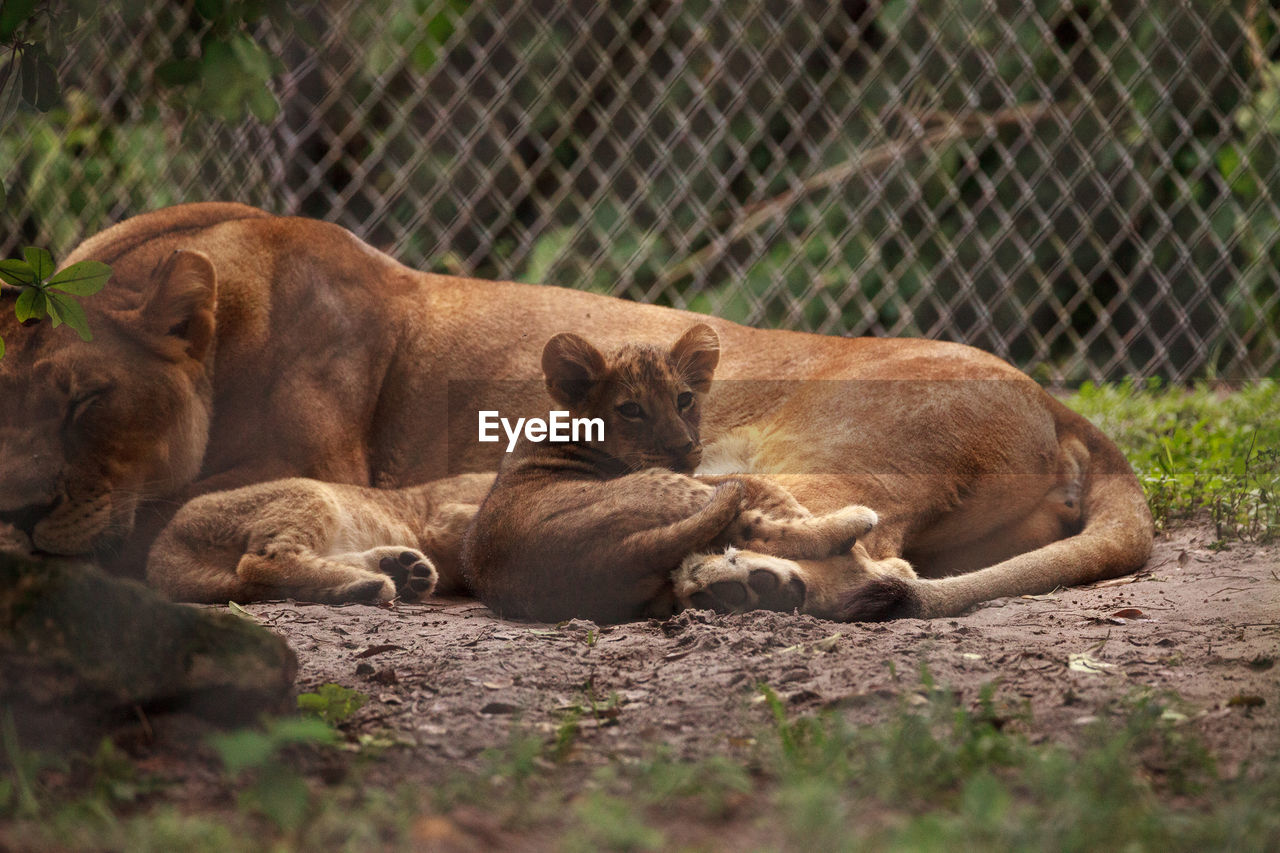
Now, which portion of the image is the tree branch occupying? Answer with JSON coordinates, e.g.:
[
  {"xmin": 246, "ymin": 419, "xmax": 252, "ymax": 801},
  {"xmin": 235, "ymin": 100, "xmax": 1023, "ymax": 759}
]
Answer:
[{"xmin": 655, "ymin": 101, "xmax": 1058, "ymax": 290}]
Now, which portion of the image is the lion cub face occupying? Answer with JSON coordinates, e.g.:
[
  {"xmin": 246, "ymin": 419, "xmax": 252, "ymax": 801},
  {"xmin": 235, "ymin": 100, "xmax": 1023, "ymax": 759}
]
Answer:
[{"xmin": 541, "ymin": 323, "xmax": 720, "ymax": 474}]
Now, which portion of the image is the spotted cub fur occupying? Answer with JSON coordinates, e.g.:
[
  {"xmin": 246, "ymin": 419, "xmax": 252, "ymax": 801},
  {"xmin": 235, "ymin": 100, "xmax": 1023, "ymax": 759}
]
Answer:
[{"xmin": 147, "ymin": 474, "xmax": 492, "ymax": 604}]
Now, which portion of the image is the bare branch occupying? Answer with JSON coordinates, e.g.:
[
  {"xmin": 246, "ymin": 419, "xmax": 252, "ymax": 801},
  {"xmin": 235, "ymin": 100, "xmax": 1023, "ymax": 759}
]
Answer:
[{"xmin": 655, "ymin": 101, "xmax": 1058, "ymax": 290}]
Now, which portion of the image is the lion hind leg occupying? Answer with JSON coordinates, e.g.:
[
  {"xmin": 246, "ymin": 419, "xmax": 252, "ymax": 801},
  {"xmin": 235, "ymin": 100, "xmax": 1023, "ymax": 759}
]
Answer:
[
  {"xmin": 235, "ymin": 548, "xmax": 395, "ymax": 604},
  {"xmin": 329, "ymin": 546, "xmax": 438, "ymax": 601},
  {"xmin": 674, "ymin": 542, "xmax": 915, "ymax": 616}
]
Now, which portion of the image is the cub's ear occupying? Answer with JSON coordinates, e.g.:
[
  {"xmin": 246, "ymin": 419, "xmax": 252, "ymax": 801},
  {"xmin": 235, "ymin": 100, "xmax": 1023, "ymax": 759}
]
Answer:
[
  {"xmin": 144, "ymin": 250, "xmax": 217, "ymax": 362},
  {"xmin": 542, "ymin": 332, "xmax": 606, "ymax": 406},
  {"xmin": 669, "ymin": 323, "xmax": 719, "ymax": 393}
]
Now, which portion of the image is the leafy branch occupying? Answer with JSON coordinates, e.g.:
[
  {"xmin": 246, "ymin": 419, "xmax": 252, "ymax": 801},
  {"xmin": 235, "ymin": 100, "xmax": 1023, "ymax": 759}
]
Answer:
[
  {"xmin": 0, "ymin": 0, "xmax": 293, "ymax": 128},
  {"xmin": 0, "ymin": 247, "xmax": 111, "ymax": 358}
]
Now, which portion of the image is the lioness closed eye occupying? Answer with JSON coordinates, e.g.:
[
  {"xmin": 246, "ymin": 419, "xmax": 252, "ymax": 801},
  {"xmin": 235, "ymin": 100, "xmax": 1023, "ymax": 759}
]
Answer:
[
  {"xmin": 146, "ymin": 473, "xmax": 492, "ymax": 604},
  {"xmin": 460, "ymin": 323, "xmax": 886, "ymax": 623}
]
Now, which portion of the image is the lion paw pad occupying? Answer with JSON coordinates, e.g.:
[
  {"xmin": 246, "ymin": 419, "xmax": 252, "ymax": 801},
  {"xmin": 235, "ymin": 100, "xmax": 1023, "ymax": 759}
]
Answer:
[
  {"xmin": 673, "ymin": 548, "xmax": 806, "ymax": 614},
  {"xmin": 375, "ymin": 548, "xmax": 438, "ymax": 601}
]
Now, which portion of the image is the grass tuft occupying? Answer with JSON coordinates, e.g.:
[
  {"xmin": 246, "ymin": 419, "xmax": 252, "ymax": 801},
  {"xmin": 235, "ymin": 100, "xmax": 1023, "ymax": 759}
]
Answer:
[{"xmin": 1066, "ymin": 380, "xmax": 1280, "ymax": 542}]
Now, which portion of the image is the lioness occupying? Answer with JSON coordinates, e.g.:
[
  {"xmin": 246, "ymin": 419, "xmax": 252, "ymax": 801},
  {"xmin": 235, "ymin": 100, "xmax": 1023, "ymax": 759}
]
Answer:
[
  {"xmin": 146, "ymin": 473, "xmax": 491, "ymax": 604},
  {"xmin": 463, "ymin": 324, "xmax": 904, "ymax": 622},
  {"xmin": 0, "ymin": 203, "xmax": 1152, "ymax": 620}
]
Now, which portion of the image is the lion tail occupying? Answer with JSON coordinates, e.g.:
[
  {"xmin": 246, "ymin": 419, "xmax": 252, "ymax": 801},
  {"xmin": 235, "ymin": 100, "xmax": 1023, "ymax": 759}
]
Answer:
[{"xmin": 837, "ymin": 419, "xmax": 1154, "ymax": 621}]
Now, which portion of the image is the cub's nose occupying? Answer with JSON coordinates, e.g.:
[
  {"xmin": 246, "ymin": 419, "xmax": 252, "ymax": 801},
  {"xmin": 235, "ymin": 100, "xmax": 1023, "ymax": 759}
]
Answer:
[{"xmin": 667, "ymin": 441, "xmax": 702, "ymax": 473}]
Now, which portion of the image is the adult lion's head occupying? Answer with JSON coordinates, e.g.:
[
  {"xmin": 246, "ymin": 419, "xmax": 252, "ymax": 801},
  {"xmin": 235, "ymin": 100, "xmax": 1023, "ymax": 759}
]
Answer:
[{"xmin": 0, "ymin": 247, "xmax": 218, "ymax": 556}]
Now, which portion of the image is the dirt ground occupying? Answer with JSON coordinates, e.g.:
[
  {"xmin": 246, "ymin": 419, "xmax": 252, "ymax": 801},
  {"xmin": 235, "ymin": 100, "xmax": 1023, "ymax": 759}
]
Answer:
[{"xmin": 241, "ymin": 521, "xmax": 1278, "ymax": 777}]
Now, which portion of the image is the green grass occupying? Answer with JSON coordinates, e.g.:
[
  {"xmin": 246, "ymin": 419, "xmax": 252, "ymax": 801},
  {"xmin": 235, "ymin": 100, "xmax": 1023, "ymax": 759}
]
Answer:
[
  {"xmin": 1065, "ymin": 380, "xmax": 1280, "ymax": 543},
  {"xmin": 4, "ymin": 679, "xmax": 1277, "ymax": 852}
]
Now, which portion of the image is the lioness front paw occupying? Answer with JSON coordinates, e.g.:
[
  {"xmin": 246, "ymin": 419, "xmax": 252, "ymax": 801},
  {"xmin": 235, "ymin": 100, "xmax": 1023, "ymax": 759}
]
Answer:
[
  {"xmin": 813, "ymin": 504, "xmax": 878, "ymax": 556},
  {"xmin": 371, "ymin": 547, "xmax": 438, "ymax": 601},
  {"xmin": 672, "ymin": 547, "xmax": 806, "ymax": 614}
]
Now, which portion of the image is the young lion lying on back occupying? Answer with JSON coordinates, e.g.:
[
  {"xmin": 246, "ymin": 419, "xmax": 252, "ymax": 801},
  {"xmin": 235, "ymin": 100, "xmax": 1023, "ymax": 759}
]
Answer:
[
  {"xmin": 462, "ymin": 323, "xmax": 892, "ymax": 623},
  {"xmin": 147, "ymin": 473, "xmax": 492, "ymax": 604}
]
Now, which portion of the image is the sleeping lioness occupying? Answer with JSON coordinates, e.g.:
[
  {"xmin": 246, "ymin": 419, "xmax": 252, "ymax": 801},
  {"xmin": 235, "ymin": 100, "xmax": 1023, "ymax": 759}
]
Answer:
[
  {"xmin": 462, "ymin": 324, "xmax": 909, "ymax": 622},
  {"xmin": 0, "ymin": 203, "xmax": 1152, "ymax": 620}
]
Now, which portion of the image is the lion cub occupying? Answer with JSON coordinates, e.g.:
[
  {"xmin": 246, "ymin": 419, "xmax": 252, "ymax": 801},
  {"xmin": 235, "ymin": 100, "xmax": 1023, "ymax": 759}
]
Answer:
[
  {"xmin": 461, "ymin": 323, "xmax": 880, "ymax": 623},
  {"xmin": 147, "ymin": 473, "xmax": 492, "ymax": 604}
]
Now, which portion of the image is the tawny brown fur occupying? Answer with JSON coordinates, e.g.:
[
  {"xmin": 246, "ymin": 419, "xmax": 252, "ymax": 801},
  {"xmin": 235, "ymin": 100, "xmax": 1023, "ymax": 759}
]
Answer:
[
  {"xmin": 462, "ymin": 325, "xmax": 897, "ymax": 622},
  {"xmin": 0, "ymin": 203, "xmax": 1153, "ymax": 619},
  {"xmin": 147, "ymin": 473, "xmax": 490, "ymax": 604}
]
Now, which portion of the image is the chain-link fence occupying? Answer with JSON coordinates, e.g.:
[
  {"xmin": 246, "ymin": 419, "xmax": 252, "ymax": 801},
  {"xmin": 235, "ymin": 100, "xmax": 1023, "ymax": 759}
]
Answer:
[{"xmin": 3, "ymin": 0, "xmax": 1279, "ymax": 381}]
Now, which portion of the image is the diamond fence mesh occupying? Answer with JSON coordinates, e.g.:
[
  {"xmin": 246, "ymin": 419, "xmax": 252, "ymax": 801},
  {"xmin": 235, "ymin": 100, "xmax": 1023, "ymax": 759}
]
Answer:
[{"xmin": 3, "ymin": 0, "xmax": 1279, "ymax": 381}]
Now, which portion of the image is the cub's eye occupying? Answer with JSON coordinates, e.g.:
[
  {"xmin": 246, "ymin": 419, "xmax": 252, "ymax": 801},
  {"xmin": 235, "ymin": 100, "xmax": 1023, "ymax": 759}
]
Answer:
[
  {"xmin": 676, "ymin": 391, "xmax": 694, "ymax": 410},
  {"xmin": 616, "ymin": 401, "xmax": 644, "ymax": 419}
]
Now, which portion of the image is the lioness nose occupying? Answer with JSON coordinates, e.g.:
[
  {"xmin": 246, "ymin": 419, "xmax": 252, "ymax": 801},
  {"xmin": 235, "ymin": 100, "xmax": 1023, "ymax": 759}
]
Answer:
[{"xmin": 669, "ymin": 440, "xmax": 696, "ymax": 455}]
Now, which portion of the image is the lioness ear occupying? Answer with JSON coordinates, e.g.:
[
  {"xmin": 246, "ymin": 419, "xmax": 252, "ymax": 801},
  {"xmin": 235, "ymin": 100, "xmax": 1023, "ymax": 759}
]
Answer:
[
  {"xmin": 144, "ymin": 250, "xmax": 217, "ymax": 362},
  {"xmin": 669, "ymin": 323, "xmax": 719, "ymax": 393},
  {"xmin": 542, "ymin": 332, "xmax": 606, "ymax": 406}
]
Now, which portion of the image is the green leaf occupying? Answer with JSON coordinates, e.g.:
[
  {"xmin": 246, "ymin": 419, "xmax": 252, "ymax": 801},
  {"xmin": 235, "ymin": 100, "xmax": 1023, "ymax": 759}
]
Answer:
[
  {"xmin": 30, "ymin": 51, "xmax": 60, "ymax": 112},
  {"xmin": 229, "ymin": 34, "xmax": 274, "ymax": 82},
  {"xmin": 247, "ymin": 86, "xmax": 279, "ymax": 122},
  {"xmin": 22, "ymin": 246, "xmax": 52, "ymax": 281},
  {"xmin": 43, "ymin": 291, "xmax": 61, "ymax": 326},
  {"xmin": 46, "ymin": 292, "xmax": 90, "ymax": 340},
  {"xmin": 0, "ymin": 48, "xmax": 21, "ymax": 128},
  {"xmin": 0, "ymin": 334, "xmax": 5, "ymax": 359},
  {"xmin": 208, "ymin": 729, "xmax": 274, "ymax": 774},
  {"xmin": 48, "ymin": 260, "xmax": 111, "ymax": 295},
  {"xmin": 194, "ymin": 0, "xmax": 226, "ymax": 22},
  {"xmin": 297, "ymin": 683, "xmax": 369, "ymax": 725},
  {"xmin": 19, "ymin": 46, "xmax": 38, "ymax": 107},
  {"xmin": 0, "ymin": 258, "xmax": 36, "ymax": 286},
  {"xmin": 14, "ymin": 286, "xmax": 46, "ymax": 323},
  {"xmin": 0, "ymin": 0, "xmax": 38, "ymax": 40},
  {"xmin": 198, "ymin": 38, "xmax": 242, "ymax": 120},
  {"xmin": 155, "ymin": 57, "xmax": 201, "ymax": 87}
]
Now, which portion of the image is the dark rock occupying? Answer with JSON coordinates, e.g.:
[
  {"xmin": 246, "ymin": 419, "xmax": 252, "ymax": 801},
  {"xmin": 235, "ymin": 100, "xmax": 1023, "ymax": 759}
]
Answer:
[{"xmin": 0, "ymin": 551, "xmax": 296, "ymax": 751}]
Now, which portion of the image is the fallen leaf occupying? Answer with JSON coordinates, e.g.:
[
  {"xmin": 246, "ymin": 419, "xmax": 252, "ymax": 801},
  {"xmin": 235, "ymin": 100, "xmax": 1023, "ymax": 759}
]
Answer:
[
  {"xmin": 813, "ymin": 633, "xmax": 841, "ymax": 652},
  {"xmin": 1227, "ymin": 695, "xmax": 1265, "ymax": 708},
  {"xmin": 1110, "ymin": 607, "xmax": 1149, "ymax": 620},
  {"xmin": 1068, "ymin": 652, "xmax": 1115, "ymax": 674},
  {"xmin": 370, "ymin": 667, "xmax": 399, "ymax": 685},
  {"xmin": 227, "ymin": 601, "xmax": 255, "ymax": 619},
  {"xmin": 480, "ymin": 701, "xmax": 521, "ymax": 715},
  {"xmin": 1160, "ymin": 709, "xmax": 1188, "ymax": 723},
  {"xmin": 961, "ymin": 653, "xmax": 983, "ymax": 661},
  {"xmin": 1093, "ymin": 576, "xmax": 1138, "ymax": 589}
]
